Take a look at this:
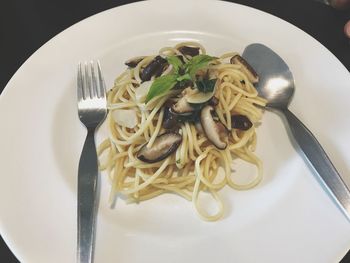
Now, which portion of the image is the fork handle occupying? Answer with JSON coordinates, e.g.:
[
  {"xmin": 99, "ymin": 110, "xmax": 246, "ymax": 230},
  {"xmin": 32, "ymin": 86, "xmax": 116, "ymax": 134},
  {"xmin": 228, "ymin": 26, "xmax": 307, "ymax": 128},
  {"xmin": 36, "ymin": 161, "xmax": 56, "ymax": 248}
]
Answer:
[
  {"xmin": 283, "ymin": 109, "xmax": 350, "ymax": 220},
  {"xmin": 77, "ymin": 128, "xmax": 99, "ymax": 263}
]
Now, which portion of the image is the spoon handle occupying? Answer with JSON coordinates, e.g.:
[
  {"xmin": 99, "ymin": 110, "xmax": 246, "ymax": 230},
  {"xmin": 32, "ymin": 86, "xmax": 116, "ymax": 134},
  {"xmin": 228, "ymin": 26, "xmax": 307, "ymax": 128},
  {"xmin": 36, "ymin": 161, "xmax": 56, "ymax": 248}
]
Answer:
[{"xmin": 283, "ymin": 109, "xmax": 350, "ymax": 220}]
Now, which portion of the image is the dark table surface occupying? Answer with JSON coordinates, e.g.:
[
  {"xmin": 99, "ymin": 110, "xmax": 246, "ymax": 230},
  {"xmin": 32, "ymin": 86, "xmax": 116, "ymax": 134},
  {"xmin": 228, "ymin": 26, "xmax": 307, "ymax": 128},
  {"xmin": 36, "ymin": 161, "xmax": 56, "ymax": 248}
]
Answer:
[{"xmin": 1, "ymin": 0, "xmax": 349, "ymax": 262}]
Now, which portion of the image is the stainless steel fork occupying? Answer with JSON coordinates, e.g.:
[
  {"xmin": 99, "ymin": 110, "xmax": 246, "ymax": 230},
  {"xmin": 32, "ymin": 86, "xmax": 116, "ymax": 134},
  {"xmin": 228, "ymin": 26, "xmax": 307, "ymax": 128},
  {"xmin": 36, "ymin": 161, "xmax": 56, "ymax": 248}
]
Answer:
[{"xmin": 77, "ymin": 61, "xmax": 107, "ymax": 263}]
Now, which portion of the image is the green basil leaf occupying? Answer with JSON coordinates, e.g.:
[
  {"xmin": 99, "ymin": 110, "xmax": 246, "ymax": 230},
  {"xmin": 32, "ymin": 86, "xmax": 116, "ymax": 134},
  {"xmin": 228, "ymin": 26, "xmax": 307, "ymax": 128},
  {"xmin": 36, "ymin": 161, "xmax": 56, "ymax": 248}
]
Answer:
[
  {"xmin": 176, "ymin": 73, "xmax": 191, "ymax": 82},
  {"xmin": 196, "ymin": 78, "xmax": 217, "ymax": 93},
  {"xmin": 145, "ymin": 74, "xmax": 178, "ymax": 103},
  {"xmin": 167, "ymin": 56, "xmax": 184, "ymax": 73},
  {"xmin": 185, "ymin": 54, "xmax": 215, "ymax": 79}
]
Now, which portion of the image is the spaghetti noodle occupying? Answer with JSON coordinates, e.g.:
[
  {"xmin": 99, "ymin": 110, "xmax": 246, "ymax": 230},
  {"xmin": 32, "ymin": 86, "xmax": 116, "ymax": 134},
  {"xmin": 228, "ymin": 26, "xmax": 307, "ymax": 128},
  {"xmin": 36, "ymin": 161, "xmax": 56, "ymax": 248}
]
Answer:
[{"xmin": 98, "ymin": 42, "xmax": 266, "ymax": 221}]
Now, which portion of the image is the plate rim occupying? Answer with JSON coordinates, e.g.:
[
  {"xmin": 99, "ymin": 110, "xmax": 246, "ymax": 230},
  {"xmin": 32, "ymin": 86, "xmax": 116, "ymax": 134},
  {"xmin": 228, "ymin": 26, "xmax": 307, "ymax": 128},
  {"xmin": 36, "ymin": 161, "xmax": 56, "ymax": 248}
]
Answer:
[{"xmin": 1, "ymin": 0, "xmax": 350, "ymax": 262}]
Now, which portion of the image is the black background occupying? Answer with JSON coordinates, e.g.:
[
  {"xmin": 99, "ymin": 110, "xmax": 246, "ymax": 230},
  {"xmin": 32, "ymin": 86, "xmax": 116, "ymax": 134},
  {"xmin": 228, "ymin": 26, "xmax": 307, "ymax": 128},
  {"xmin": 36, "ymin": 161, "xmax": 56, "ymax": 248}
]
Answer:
[{"xmin": 0, "ymin": 0, "xmax": 349, "ymax": 262}]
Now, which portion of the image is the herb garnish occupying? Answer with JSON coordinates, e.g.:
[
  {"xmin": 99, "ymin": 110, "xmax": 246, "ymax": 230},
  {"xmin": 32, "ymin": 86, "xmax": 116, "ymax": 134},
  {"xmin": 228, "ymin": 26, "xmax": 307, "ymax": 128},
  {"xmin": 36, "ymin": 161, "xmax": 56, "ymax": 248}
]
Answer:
[
  {"xmin": 145, "ymin": 54, "xmax": 215, "ymax": 103},
  {"xmin": 196, "ymin": 79, "xmax": 217, "ymax": 93}
]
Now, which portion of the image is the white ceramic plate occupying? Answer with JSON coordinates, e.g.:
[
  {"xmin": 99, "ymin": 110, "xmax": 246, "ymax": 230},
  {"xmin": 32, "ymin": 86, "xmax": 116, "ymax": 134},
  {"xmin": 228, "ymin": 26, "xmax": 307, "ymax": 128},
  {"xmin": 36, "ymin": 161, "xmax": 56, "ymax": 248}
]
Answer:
[{"xmin": 1, "ymin": 0, "xmax": 350, "ymax": 262}]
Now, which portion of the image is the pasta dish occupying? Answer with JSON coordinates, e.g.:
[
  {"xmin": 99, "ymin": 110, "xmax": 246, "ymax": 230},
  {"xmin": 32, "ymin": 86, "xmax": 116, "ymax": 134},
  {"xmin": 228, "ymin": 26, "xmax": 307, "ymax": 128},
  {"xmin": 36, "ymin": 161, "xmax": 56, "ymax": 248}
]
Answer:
[{"xmin": 98, "ymin": 42, "xmax": 266, "ymax": 221}]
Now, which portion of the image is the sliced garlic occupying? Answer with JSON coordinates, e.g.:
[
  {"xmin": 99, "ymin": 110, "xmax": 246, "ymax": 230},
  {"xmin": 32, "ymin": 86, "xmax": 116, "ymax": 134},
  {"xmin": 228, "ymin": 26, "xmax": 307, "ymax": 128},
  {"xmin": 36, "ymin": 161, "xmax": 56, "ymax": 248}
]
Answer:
[
  {"xmin": 112, "ymin": 109, "xmax": 138, "ymax": 128},
  {"xmin": 135, "ymin": 81, "xmax": 152, "ymax": 103}
]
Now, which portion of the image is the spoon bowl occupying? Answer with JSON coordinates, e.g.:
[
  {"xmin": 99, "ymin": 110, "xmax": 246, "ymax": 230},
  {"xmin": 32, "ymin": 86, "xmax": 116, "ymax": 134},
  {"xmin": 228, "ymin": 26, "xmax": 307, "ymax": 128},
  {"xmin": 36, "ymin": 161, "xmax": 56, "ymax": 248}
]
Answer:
[
  {"xmin": 243, "ymin": 43, "xmax": 295, "ymax": 110},
  {"xmin": 242, "ymin": 43, "xmax": 350, "ymax": 220}
]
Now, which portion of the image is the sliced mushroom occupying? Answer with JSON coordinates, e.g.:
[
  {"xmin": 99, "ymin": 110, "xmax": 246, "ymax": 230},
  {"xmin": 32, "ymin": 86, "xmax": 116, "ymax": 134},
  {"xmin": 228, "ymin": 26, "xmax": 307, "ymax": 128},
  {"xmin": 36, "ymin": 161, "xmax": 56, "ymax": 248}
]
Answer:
[
  {"xmin": 163, "ymin": 106, "xmax": 200, "ymax": 129},
  {"xmin": 154, "ymin": 63, "xmax": 168, "ymax": 77},
  {"xmin": 174, "ymin": 79, "xmax": 193, "ymax": 90},
  {"xmin": 200, "ymin": 105, "xmax": 228, "ymax": 150},
  {"xmin": 178, "ymin": 46, "xmax": 200, "ymax": 57},
  {"xmin": 125, "ymin": 56, "xmax": 146, "ymax": 68},
  {"xmin": 194, "ymin": 121, "xmax": 204, "ymax": 134},
  {"xmin": 172, "ymin": 97, "xmax": 194, "ymax": 114},
  {"xmin": 208, "ymin": 96, "xmax": 219, "ymax": 106},
  {"xmin": 230, "ymin": 55, "xmax": 259, "ymax": 84},
  {"xmin": 176, "ymin": 55, "xmax": 185, "ymax": 64},
  {"xmin": 231, "ymin": 115, "xmax": 253, "ymax": 130},
  {"xmin": 171, "ymin": 87, "xmax": 197, "ymax": 114},
  {"xmin": 163, "ymin": 106, "xmax": 179, "ymax": 129},
  {"xmin": 137, "ymin": 132, "xmax": 182, "ymax": 163},
  {"xmin": 140, "ymin": 56, "xmax": 168, "ymax": 82}
]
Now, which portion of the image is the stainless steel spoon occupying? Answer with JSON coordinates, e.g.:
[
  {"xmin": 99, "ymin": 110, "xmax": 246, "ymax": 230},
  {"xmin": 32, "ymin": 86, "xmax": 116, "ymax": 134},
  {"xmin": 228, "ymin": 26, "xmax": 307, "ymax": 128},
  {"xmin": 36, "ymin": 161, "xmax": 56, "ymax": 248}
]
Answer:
[{"xmin": 243, "ymin": 43, "xmax": 350, "ymax": 220}]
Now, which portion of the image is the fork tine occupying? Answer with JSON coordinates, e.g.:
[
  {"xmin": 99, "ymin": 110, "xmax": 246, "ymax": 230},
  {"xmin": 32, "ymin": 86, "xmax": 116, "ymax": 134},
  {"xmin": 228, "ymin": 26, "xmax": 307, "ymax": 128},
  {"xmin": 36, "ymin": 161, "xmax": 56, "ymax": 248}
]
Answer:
[
  {"xmin": 90, "ymin": 61, "xmax": 98, "ymax": 98},
  {"xmin": 97, "ymin": 61, "xmax": 106, "ymax": 99},
  {"xmin": 77, "ymin": 63, "xmax": 84, "ymax": 100},
  {"xmin": 84, "ymin": 62, "xmax": 92, "ymax": 98}
]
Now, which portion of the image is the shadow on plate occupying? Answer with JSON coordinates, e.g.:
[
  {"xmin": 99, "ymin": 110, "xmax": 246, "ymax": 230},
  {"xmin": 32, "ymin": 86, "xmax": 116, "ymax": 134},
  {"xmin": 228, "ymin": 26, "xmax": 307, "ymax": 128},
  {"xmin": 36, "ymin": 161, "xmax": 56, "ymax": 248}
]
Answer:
[{"xmin": 51, "ymin": 81, "xmax": 84, "ymax": 193}]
